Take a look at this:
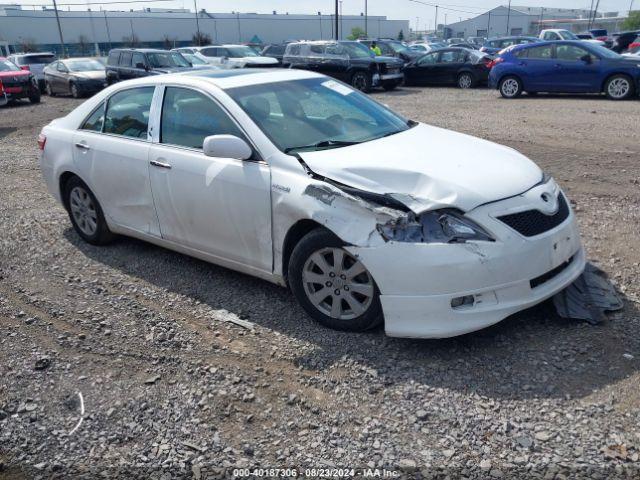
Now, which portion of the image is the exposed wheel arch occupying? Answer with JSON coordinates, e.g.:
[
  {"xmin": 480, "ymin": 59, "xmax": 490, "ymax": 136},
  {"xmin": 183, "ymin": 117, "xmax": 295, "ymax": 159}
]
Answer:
[
  {"xmin": 281, "ymin": 219, "xmax": 326, "ymax": 286},
  {"xmin": 59, "ymin": 172, "xmax": 82, "ymax": 212}
]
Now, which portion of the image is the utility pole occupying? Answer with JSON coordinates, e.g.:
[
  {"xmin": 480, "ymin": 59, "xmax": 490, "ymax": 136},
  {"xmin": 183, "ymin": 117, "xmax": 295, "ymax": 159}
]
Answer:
[
  {"xmin": 434, "ymin": 5, "xmax": 438, "ymax": 36},
  {"xmin": 486, "ymin": 11, "xmax": 491, "ymax": 36},
  {"xmin": 364, "ymin": 0, "xmax": 368, "ymax": 37},
  {"xmin": 591, "ymin": 0, "xmax": 601, "ymax": 29},
  {"xmin": 194, "ymin": 0, "xmax": 201, "ymax": 45},
  {"xmin": 506, "ymin": 0, "xmax": 511, "ymax": 36},
  {"xmin": 103, "ymin": 10, "xmax": 112, "ymax": 51},
  {"xmin": 339, "ymin": 1, "xmax": 343, "ymax": 40},
  {"xmin": 444, "ymin": 14, "xmax": 447, "ymax": 39},
  {"xmin": 335, "ymin": 0, "xmax": 339, "ymax": 40},
  {"xmin": 51, "ymin": 0, "xmax": 66, "ymax": 57}
]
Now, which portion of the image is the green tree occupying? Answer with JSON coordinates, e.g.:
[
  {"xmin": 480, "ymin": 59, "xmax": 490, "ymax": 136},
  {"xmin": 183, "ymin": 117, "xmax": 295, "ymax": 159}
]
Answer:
[
  {"xmin": 347, "ymin": 27, "xmax": 366, "ymax": 40},
  {"xmin": 397, "ymin": 29, "xmax": 405, "ymax": 41},
  {"xmin": 622, "ymin": 11, "xmax": 640, "ymax": 30}
]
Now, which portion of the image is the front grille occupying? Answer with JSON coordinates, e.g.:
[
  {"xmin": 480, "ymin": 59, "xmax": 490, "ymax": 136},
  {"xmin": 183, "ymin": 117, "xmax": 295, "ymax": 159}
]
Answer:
[
  {"xmin": 497, "ymin": 193, "xmax": 569, "ymax": 237},
  {"xmin": 1, "ymin": 76, "xmax": 30, "ymax": 88},
  {"xmin": 530, "ymin": 256, "xmax": 573, "ymax": 288}
]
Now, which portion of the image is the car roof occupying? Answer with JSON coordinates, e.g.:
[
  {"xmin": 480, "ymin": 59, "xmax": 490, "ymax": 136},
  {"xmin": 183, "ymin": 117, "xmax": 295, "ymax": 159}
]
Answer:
[
  {"xmin": 508, "ymin": 39, "xmax": 587, "ymax": 51},
  {"xmin": 112, "ymin": 48, "xmax": 169, "ymax": 53},
  {"xmin": 102, "ymin": 68, "xmax": 323, "ymax": 90}
]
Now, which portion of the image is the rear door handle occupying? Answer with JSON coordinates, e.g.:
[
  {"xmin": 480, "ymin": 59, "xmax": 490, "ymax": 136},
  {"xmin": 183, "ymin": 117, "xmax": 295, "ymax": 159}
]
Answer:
[
  {"xmin": 74, "ymin": 142, "xmax": 90, "ymax": 150},
  {"xmin": 150, "ymin": 159, "xmax": 172, "ymax": 169}
]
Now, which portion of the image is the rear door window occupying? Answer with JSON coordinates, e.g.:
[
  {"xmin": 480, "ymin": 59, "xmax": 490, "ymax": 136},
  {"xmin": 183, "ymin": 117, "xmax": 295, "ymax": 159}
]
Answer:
[
  {"xmin": 438, "ymin": 50, "xmax": 463, "ymax": 63},
  {"xmin": 120, "ymin": 52, "xmax": 133, "ymax": 67},
  {"xmin": 81, "ymin": 102, "xmax": 106, "ymax": 132},
  {"xmin": 104, "ymin": 87, "xmax": 155, "ymax": 139},
  {"xmin": 526, "ymin": 45, "xmax": 553, "ymax": 59},
  {"xmin": 132, "ymin": 52, "xmax": 146, "ymax": 69}
]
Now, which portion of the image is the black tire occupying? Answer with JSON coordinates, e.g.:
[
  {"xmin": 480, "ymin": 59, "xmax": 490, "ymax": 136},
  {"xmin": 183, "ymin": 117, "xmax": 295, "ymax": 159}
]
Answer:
[
  {"xmin": 457, "ymin": 72, "xmax": 475, "ymax": 89},
  {"xmin": 45, "ymin": 82, "xmax": 56, "ymax": 97},
  {"xmin": 288, "ymin": 228, "xmax": 383, "ymax": 332},
  {"xmin": 604, "ymin": 74, "xmax": 634, "ymax": 100},
  {"xmin": 28, "ymin": 89, "xmax": 41, "ymax": 104},
  {"xmin": 498, "ymin": 75, "xmax": 523, "ymax": 99},
  {"xmin": 351, "ymin": 70, "xmax": 373, "ymax": 93},
  {"xmin": 63, "ymin": 176, "xmax": 114, "ymax": 245},
  {"xmin": 70, "ymin": 82, "xmax": 81, "ymax": 99}
]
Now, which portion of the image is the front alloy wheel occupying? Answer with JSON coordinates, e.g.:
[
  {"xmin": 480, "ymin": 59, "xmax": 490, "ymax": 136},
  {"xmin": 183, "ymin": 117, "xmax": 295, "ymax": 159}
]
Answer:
[
  {"xmin": 302, "ymin": 247, "xmax": 374, "ymax": 320},
  {"xmin": 70, "ymin": 83, "xmax": 80, "ymax": 99},
  {"xmin": 605, "ymin": 75, "xmax": 633, "ymax": 100},
  {"xmin": 351, "ymin": 71, "xmax": 372, "ymax": 93},
  {"xmin": 289, "ymin": 229, "xmax": 382, "ymax": 332}
]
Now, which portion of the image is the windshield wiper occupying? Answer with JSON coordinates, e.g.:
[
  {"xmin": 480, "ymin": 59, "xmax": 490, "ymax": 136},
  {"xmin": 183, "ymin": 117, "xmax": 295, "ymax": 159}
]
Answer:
[{"xmin": 284, "ymin": 140, "xmax": 362, "ymax": 154}]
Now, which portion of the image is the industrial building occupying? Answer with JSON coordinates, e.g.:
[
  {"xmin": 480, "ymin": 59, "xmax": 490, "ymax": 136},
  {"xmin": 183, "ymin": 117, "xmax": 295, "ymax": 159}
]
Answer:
[
  {"xmin": 0, "ymin": 4, "xmax": 409, "ymax": 56},
  {"xmin": 443, "ymin": 5, "xmax": 626, "ymax": 40}
]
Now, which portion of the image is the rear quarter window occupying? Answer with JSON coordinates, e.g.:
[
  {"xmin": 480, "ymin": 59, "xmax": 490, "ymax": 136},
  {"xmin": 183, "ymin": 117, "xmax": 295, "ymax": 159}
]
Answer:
[
  {"xmin": 107, "ymin": 51, "xmax": 120, "ymax": 66},
  {"xmin": 119, "ymin": 52, "xmax": 132, "ymax": 67}
]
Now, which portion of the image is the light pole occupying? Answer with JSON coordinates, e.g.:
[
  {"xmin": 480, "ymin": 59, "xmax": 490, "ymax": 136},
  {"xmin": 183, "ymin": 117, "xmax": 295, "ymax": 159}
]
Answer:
[
  {"xmin": 103, "ymin": 11, "xmax": 112, "ymax": 51},
  {"xmin": 364, "ymin": 0, "xmax": 368, "ymax": 37},
  {"xmin": 339, "ymin": 1, "xmax": 343, "ymax": 40},
  {"xmin": 506, "ymin": 0, "xmax": 511, "ymax": 36},
  {"xmin": 335, "ymin": 0, "xmax": 339, "ymax": 40},
  {"xmin": 52, "ymin": 0, "xmax": 66, "ymax": 57},
  {"xmin": 434, "ymin": 5, "xmax": 438, "ymax": 37},
  {"xmin": 194, "ymin": 0, "xmax": 201, "ymax": 45}
]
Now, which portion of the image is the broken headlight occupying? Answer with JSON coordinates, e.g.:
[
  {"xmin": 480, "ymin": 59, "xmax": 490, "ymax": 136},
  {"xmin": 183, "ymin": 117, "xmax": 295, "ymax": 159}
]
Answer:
[{"xmin": 378, "ymin": 210, "xmax": 494, "ymax": 243}]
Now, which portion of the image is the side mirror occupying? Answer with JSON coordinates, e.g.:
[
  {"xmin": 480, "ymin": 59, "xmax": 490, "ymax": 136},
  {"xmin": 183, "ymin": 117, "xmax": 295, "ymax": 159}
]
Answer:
[
  {"xmin": 580, "ymin": 54, "xmax": 592, "ymax": 64},
  {"xmin": 203, "ymin": 135, "xmax": 252, "ymax": 160},
  {"xmin": 221, "ymin": 56, "xmax": 228, "ymax": 63}
]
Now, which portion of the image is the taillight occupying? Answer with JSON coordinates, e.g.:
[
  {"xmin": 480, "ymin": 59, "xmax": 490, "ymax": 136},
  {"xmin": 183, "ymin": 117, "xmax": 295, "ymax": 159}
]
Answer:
[
  {"xmin": 486, "ymin": 57, "xmax": 503, "ymax": 69},
  {"xmin": 0, "ymin": 79, "xmax": 4, "ymax": 95},
  {"xmin": 20, "ymin": 65, "xmax": 30, "ymax": 71},
  {"xmin": 37, "ymin": 132, "xmax": 46, "ymax": 151}
]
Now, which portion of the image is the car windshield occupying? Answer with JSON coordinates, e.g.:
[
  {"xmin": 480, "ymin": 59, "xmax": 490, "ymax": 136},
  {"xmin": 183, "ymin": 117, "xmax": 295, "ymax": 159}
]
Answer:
[
  {"xmin": 66, "ymin": 59, "xmax": 104, "ymax": 72},
  {"xmin": 0, "ymin": 59, "xmax": 20, "ymax": 72},
  {"xmin": 588, "ymin": 44, "xmax": 622, "ymax": 59},
  {"xmin": 227, "ymin": 46, "xmax": 259, "ymax": 58},
  {"xmin": 17, "ymin": 54, "xmax": 55, "ymax": 65},
  {"xmin": 387, "ymin": 42, "xmax": 410, "ymax": 53},
  {"xmin": 559, "ymin": 30, "xmax": 579, "ymax": 40},
  {"xmin": 341, "ymin": 42, "xmax": 373, "ymax": 58},
  {"xmin": 226, "ymin": 77, "xmax": 412, "ymax": 154},
  {"xmin": 147, "ymin": 52, "xmax": 190, "ymax": 68},
  {"xmin": 183, "ymin": 53, "xmax": 207, "ymax": 65}
]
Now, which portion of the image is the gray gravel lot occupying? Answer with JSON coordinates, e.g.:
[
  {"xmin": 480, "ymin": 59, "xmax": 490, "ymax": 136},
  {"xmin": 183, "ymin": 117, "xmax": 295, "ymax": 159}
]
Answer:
[{"xmin": 1, "ymin": 87, "xmax": 639, "ymax": 479}]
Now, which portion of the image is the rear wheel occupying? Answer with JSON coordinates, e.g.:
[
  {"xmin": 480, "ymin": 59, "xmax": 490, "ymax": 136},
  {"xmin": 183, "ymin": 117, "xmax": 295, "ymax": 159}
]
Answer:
[
  {"xmin": 64, "ymin": 176, "xmax": 114, "ymax": 245},
  {"xmin": 499, "ymin": 75, "xmax": 522, "ymax": 98},
  {"xmin": 70, "ymin": 82, "xmax": 80, "ymax": 99},
  {"xmin": 457, "ymin": 72, "xmax": 474, "ymax": 89},
  {"xmin": 351, "ymin": 71, "xmax": 372, "ymax": 93},
  {"xmin": 288, "ymin": 229, "xmax": 382, "ymax": 332},
  {"xmin": 604, "ymin": 75, "xmax": 634, "ymax": 100}
]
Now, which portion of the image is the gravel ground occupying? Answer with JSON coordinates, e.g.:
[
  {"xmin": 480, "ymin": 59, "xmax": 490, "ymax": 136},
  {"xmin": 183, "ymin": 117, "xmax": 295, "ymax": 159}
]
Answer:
[{"xmin": 1, "ymin": 88, "xmax": 639, "ymax": 479}]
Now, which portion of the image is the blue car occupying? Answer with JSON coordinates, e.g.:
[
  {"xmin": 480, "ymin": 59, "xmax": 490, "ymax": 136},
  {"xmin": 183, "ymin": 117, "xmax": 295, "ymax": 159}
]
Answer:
[
  {"xmin": 489, "ymin": 40, "xmax": 640, "ymax": 100},
  {"xmin": 479, "ymin": 36, "xmax": 540, "ymax": 55}
]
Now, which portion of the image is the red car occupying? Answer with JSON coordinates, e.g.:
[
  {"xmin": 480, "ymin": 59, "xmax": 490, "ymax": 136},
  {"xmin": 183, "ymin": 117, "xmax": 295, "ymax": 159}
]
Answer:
[{"xmin": 0, "ymin": 57, "xmax": 41, "ymax": 107}]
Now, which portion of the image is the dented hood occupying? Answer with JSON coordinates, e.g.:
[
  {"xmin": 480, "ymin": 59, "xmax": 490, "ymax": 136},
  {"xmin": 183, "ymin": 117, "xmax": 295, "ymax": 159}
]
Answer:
[{"xmin": 298, "ymin": 123, "xmax": 542, "ymax": 213}]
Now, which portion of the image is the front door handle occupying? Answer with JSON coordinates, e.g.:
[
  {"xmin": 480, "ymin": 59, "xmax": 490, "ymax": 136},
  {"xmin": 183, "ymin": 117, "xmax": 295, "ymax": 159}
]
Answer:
[
  {"xmin": 150, "ymin": 159, "xmax": 172, "ymax": 169},
  {"xmin": 74, "ymin": 142, "xmax": 90, "ymax": 150}
]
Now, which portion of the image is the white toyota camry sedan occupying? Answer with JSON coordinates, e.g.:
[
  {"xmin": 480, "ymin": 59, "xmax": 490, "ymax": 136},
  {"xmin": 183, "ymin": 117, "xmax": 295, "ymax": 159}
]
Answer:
[{"xmin": 38, "ymin": 69, "xmax": 585, "ymax": 338}]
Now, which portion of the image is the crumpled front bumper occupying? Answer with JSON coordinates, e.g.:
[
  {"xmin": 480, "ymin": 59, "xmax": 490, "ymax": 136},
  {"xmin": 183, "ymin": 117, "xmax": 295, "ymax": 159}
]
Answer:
[{"xmin": 346, "ymin": 188, "xmax": 585, "ymax": 338}]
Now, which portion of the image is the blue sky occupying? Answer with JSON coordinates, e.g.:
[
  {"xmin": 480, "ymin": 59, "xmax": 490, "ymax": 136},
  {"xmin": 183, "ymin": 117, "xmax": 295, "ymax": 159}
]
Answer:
[{"xmin": 16, "ymin": 0, "xmax": 637, "ymax": 29}]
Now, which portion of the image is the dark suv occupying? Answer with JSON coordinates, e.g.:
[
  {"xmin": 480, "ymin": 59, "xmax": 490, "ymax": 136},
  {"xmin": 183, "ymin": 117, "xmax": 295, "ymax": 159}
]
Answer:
[
  {"xmin": 357, "ymin": 39, "xmax": 421, "ymax": 64},
  {"xmin": 283, "ymin": 41, "xmax": 404, "ymax": 92},
  {"xmin": 106, "ymin": 49, "xmax": 192, "ymax": 84}
]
